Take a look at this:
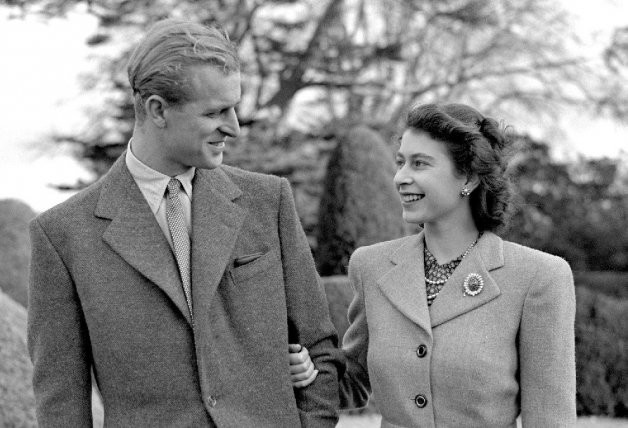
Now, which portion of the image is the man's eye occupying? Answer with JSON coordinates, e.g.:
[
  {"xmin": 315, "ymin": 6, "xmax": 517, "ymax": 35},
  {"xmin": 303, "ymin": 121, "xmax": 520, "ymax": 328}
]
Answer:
[
  {"xmin": 413, "ymin": 160, "xmax": 426, "ymax": 168},
  {"xmin": 395, "ymin": 159, "xmax": 404, "ymax": 168}
]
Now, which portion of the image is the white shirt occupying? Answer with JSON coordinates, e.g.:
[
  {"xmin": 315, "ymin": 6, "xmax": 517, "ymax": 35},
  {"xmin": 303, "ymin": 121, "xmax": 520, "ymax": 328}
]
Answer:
[{"xmin": 125, "ymin": 141, "xmax": 195, "ymax": 250}]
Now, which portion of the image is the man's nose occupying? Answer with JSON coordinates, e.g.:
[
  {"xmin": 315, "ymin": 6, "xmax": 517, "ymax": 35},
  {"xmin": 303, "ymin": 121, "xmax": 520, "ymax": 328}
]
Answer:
[{"xmin": 220, "ymin": 108, "xmax": 240, "ymax": 138}]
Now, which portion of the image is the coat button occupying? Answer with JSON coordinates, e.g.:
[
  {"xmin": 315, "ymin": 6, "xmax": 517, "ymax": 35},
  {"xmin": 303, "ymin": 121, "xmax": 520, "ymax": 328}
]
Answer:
[
  {"xmin": 414, "ymin": 394, "xmax": 428, "ymax": 408},
  {"xmin": 416, "ymin": 344, "xmax": 427, "ymax": 358},
  {"xmin": 206, "ymin": 395, "xmax": 217, "ymax": 408}
]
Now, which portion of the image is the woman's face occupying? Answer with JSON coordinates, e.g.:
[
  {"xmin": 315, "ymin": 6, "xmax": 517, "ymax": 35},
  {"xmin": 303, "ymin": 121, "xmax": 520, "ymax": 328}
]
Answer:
[{"xmin": 394, "ymin": 129, "xmax": 472, "ymax": 226}]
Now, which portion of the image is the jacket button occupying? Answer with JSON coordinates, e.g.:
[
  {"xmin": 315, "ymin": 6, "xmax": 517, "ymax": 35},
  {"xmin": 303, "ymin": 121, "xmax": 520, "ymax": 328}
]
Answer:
[
  {"xmin": 416, "ymin": 344, "xmax": 427, "ymax": 358},
  {"xmin": 414, "ymin": 394, "xmax": 428, "ymax": 408},
  {"xmin": 206, "ymin": 395, "xmax": 217, "ymax": 408}
]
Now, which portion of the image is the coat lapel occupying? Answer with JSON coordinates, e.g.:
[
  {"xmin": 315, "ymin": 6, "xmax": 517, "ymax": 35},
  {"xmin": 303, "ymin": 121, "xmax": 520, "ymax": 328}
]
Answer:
[
  {"xmin": 189, "ymin": 167, "xmax": 246, "ymax": 319},
  {"xmin": 376, "ymin": 233, "xmax": 432, "ymax": 336},
  {"xmin": 429, "ymin": 232, "xmax": 504, "ymax": 328},
  {"xmin": 95, "ymin": 156, "xmax": 193, "ymax": 325}
]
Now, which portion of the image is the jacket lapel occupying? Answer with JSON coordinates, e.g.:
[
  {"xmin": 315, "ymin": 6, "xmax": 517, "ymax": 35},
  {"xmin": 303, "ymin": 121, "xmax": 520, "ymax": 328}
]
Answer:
[
  {"xmin": 429, "ymin": 232, "xmax": 503, "ymax": 328},
  {"xmin": 189, "ymin": 167, "xmax": 245, "ymax": 318},
  {"xmin": 95, "ymin": 156, "xmax": 193, "ymax": 325},
  {"xmin": 376, "ymin": 233, "xmax": 432, "ymax": 336}
]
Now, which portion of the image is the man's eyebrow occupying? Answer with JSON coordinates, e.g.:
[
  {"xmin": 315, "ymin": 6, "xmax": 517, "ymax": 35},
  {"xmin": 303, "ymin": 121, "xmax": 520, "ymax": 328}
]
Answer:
[{"xmin": 203, "ymin": 100, "xmax": 241, "ymax": 112}]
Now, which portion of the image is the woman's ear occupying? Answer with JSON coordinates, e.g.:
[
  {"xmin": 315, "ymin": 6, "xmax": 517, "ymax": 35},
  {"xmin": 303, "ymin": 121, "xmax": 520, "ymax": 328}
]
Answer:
[
  {"xmin": 145, "ymin": 95, "xmax": 168, "ymax": 128},
  {"xmin": 466, "ymin": 173, "xmax": 480, "ymax": 192}
]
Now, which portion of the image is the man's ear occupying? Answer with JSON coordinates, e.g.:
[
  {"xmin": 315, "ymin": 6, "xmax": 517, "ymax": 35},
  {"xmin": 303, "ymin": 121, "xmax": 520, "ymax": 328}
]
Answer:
[{"xmin": 145, "ymin": 95, "xmax": 168, "ymax": 128}]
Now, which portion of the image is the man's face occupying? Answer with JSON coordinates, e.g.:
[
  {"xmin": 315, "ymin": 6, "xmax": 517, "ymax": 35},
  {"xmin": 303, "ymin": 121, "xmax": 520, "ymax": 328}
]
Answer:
[{"xmin": 159, "ymin": 65, "xmax": 241, "ymax": 175}]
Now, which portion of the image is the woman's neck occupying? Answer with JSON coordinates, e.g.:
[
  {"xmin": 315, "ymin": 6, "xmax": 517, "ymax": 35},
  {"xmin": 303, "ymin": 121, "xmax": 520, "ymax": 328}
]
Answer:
[{"xmin": 423, "ymin": 221, "xmax": 480, "ymax": 264}]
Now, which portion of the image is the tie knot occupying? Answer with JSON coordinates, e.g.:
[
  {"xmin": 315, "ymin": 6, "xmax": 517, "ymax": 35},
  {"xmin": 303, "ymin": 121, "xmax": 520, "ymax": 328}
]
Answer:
[{"xmin": 167, "ymin": 178, "xmax": 182, "ymax": 196}]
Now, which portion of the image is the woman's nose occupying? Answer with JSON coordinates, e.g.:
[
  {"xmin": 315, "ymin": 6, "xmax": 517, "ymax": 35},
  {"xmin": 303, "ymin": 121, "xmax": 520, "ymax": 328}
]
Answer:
[{"xmin": 394, "ymin": 167, "xmax": 412, "ymax": 186}]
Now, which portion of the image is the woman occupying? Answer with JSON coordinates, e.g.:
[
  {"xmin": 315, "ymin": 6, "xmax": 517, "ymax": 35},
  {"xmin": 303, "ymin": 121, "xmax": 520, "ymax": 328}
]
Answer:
[{"xmin": 290, "ymin": 103, "xmax": 576, "ymax": 427}]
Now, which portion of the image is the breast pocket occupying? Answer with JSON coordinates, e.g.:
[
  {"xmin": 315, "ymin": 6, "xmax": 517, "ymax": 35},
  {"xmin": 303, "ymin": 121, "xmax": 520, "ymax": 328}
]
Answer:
[{"xmin": 229, "ymin": 250, "xmax": 278, "ymax": 283}]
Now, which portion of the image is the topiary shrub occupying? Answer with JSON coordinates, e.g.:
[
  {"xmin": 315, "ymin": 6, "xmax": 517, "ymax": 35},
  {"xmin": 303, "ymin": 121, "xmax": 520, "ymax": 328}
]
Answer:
[
  {"xmin": 0, "ymin": 198, "xmax": 37, "ymax": 307},
  {"xmin": 575, "ymin": 286, "xmax": 628, "ymax": 417},
  {"xmin": 0, "ymin": 289, "xmax": 105, "ymax": 427},
  {"xmin": 0, "ymin": 290, "xmax": 36, "ymax": 426},
  {"xmin": 315, "ymin": 126, "xmax": 405, "ymax": 276}
]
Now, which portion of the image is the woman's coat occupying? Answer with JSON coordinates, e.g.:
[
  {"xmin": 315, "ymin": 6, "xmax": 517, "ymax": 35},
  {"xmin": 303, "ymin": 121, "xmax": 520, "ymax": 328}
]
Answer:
[{"xmin": 340, "ymin": 231, "xmax": 576, "ymax": 428}]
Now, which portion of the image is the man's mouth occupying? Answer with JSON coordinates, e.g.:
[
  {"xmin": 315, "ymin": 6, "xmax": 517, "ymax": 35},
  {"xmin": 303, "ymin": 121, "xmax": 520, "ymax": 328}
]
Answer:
[
  {"xmin": 208, "ymin": 140, "xmax": 225, "ymax": 148},
  {"xmin": 400, "ymin": 193, "xmax": 425, "ymax": 203}
]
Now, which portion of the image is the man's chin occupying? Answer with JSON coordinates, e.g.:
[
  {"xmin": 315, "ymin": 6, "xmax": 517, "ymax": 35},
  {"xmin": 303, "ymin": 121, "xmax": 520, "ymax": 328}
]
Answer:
[{"xmin": 201, "ymin": 154, "xmax": 223, "ymax": 170}]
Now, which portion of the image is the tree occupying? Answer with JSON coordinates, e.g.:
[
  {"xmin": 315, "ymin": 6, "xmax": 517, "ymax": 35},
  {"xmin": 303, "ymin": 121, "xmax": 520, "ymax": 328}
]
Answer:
[
  {"xmin": 601, "ymin": 25, "xmax": 628, "ymax": 120},
  {"xmin": 315, "ymin": 126, "xmax": 405, "ymax": 275},
  {"xmin": 4, "ymin": 0, "xmax": 622, "ymax": 180}
]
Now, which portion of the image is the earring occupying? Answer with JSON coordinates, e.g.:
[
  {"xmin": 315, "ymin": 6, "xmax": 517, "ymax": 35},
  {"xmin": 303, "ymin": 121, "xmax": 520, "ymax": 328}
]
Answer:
[{"xmin": 460, "ymin": 187, "xmax": 471, "ymax": 197}]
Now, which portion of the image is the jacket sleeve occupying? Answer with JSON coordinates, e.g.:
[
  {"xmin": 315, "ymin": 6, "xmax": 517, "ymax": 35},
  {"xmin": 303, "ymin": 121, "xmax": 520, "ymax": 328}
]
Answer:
[
  {"xmin": 27, "ymin": 218, "xmax": 93, "ymax": 427},
  {"xmin": 339, "ymin": 248, "xmax": 371, "ymax": 409},
  {"xmin": 518, "ymin": 256, "xmax": 576, "ymax": 427},
  {"xmin": 277, "ymin": 178, "xmax": 342, "ymax": 428}
]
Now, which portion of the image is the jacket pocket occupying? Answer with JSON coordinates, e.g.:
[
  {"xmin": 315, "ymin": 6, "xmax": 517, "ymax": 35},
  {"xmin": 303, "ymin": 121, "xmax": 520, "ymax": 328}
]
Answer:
[{"xmin": 230, "ymin": 251, "xmax": 277, "ymax": 282}]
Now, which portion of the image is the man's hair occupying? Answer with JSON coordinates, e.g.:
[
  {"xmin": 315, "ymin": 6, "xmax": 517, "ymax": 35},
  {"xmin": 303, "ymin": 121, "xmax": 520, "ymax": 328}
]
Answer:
[
  {"xmin": 405, "ymin": 103, "xmax": 514, "ymax": 232},
  {"xmin": 127, "ymin": 19, "xmax": 240, "ymax": 121}
]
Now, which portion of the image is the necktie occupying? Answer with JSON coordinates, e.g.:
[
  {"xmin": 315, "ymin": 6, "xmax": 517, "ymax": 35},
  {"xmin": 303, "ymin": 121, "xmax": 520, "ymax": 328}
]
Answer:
[{"xmin": 165, "ymin": 178, "xmax": 193, "ymax": 322}]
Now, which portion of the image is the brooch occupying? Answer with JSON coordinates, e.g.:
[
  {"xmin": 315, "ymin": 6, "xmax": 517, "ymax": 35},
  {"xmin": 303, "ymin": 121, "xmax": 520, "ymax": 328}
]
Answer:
[{"xmin": 463, "ymin": 273, "xmax": 484, "ymax": 297}]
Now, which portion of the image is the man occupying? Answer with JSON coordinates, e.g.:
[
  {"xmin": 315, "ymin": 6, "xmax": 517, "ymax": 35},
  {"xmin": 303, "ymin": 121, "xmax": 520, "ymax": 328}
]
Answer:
[{"xmin": 28, "ymin": 19, "xmax": 341, "ymax": 427}]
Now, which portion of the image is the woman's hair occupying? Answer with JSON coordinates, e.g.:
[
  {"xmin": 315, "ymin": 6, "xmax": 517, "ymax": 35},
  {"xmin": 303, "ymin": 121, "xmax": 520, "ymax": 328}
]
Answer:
[
  {"xmin": 127, "ymin": 19, "xmax": 240, "ymax": 121},
  {"xmin": 405, "ymin": 103, "xmax": 514, "ymax": 232}
]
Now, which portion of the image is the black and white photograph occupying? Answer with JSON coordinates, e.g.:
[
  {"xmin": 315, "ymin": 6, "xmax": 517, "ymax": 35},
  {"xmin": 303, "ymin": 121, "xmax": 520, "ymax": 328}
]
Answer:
[{"xmin": 0, "ymin": 1, "xmax": 626, "ymax": 427}]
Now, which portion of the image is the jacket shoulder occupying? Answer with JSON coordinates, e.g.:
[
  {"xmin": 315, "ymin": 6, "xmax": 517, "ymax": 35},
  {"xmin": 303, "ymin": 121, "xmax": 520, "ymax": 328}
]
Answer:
[
  {"xmin": 220, "ymin": 165, "xmax": 284, "ymax": 197},
  {"xmin": 352, "ymin": 235, "xmax": 415, "ymax": 262},
  {"xmin": 220, "ymin": 164, "xmax": 282, "ymax": 186},
  {"xmin": 501, "ymin": 240, "xmax": 572, "ymax": 275},
  {"xmin": 34, "ymin": 179, "xmax": 104, "ymax": 228}
]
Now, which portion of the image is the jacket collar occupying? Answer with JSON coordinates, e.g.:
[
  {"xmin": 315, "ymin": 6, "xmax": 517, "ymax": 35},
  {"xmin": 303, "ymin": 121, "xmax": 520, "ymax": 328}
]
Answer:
[
  {"xmin": 94, "ymin": 155, "xmax": 245, "ymax": 327},
  {"xmin": 377, "ymin": 231, "xmax": 503, "ymax": 334},
  {"xmin": 427, "ymin": 231, "xmax": 503, "ymax": 328},
  {"xmin": 377, "ymin": 234, "xmax": 432, "ymax": 335}
]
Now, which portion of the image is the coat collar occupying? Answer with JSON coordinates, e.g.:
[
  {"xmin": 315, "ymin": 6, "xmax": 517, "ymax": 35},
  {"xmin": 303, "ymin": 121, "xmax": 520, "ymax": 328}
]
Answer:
[
  {"xmin": 377, "ymin": 234, "xmax": 432, "ymax": 336},
  {"xmin": 189, "ymin": 166, "xmax": 245, "ymax": 324},
  {"xmin": 428, "ymin": 231, "xmax": 503, "ymax": 328},
  {"xmin": 377, "ymin": 231, "xmax": 504, "ymax": 333},
  {"xmin": 94, "ymin": 155, "xmax": 246, "ymax": 327}
]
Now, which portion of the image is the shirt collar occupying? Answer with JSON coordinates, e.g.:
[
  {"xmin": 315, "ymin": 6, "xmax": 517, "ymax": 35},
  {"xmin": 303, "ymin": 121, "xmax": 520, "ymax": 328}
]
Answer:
[{"xmin": 125, "ymin": 140, "xmax": 196, "ymax": 215}]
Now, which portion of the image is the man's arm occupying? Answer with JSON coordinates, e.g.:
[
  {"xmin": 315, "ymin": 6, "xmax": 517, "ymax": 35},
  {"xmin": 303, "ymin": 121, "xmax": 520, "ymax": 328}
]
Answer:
[
  {"xmin": 277, "ymin": 178, "xmax": 342, "ymax": 428},
  {"xmin": 28, "ymin": 218, "xmax": 93, "ymax": 427}
]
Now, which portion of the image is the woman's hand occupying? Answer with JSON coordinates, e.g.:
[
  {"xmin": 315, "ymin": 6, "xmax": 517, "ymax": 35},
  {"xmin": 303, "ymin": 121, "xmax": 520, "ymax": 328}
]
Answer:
[{"xmin": 288, "ymin": 344, "xmax": 318, "ymax": 388}]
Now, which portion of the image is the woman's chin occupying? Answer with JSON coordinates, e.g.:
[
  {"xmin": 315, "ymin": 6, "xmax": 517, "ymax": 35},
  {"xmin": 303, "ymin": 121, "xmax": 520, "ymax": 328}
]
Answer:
[{"xmin": 402, "ymin": 212, "xmax": 424, "ymax": 225}]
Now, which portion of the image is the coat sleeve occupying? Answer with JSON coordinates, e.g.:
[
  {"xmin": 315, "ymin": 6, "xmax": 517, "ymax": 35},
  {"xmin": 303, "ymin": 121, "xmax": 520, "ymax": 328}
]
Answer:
[
  {"xmin": 518, "ymin": 256, "xmax": 576, "ymax": 427},
  {"xmin": 277, "ymin": 178, "xmax": 342, "ymax": 428},
  {"xmin": 27, "ymin": 218, "xmax": 93, "ymax": 427},
  {"xmin": 338, "ymin": 248, "xmax": 371, "ymax": 409}
]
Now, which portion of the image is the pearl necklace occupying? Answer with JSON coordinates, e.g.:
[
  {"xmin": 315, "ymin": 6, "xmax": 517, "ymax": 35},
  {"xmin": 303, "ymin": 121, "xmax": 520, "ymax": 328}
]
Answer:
[{"xmin": 424, "ymin": 234, "xmax": 481, "ymax": 303}]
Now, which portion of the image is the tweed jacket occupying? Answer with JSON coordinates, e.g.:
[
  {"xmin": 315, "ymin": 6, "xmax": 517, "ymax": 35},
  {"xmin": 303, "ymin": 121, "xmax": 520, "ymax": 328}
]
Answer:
[
  {"xmin": 27, "ymin": 155, "xmax": 341, "ymax": 428},
  {"xmin": 339, "ymin": 231, "xmax": 576, "ymax": 428}
]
